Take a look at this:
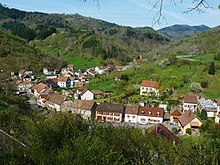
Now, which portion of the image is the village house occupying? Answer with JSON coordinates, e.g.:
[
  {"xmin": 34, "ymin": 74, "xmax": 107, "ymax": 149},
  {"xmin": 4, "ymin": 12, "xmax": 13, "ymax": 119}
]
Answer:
[
  {"xmin": 74, "ymin": 88, "xmax": 93, "ymax": 100},
  {"xmin": 61, "ymin": 64, "xmax": 74, "ymax": 76},
  {"xmin": 137, "ymin": 106, "xmax": 164, "ymax": 124},
  {"xmin": 198, "ymin": 97, "xmax": 218, "ymax": 117},
  {"xmin": 178, "ymin": 111, "xmax": 202, "ymax": 135},
  {"xmin": 60, "ymin": 100, "xmax": 97, "ymax": 120},
  {"xmin": 43, "ymin": 67, "xmax": 57, "ymax": 75},
  {"xmin": 46, "ymin": 93, "xmax": 65, "ymax": 111},
  {"xmin": 170, "ymin": 106, "xmax": 182, "ymax": 124},
  {"xmin": 16, "ymin": 80, "xmax": 33, "ymax": 94},
  {"xmin": 96, "ymin": 102, "xmax": 125, "ymax": 123},
  {"xmin": 73, "ymin": 100, "xmax": 97, "ymax": 120},
  {"xmin": 140, "ymin": 80, "xmax": 159, "ymax": 96},
  {"xmin": 124, "ymin": 104, "xmax": 139, "ymax": 123},
  {"xmin": 37, "ymin": 88, "xmax": 55, "ymax": 107},
  {"xmin": 18, "ymin": 69, "xmax": 34, "ymax": 82},
  {"xmin": 57, "ymin": 76, "xmax": 73, "ymax": 88},
  {"xmin": 183, "ymin": 95, "xmax": 198, "ymax": 112},
  {"xmin": 147, "ymin": 123, "xmax": 183, "ymax": 146},
  {"xmin": 91, "ymin": 90, "xmax": 103, "ymax": 99},
  {"xmin": 30, "ymin": 83, "xmax": 49, "ymax": 98}
]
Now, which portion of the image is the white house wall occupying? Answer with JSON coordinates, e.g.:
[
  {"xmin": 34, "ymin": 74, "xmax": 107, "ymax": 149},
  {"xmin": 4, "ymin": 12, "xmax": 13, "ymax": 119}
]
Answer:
[
  {"xmin": 81, "ymin": 91, "xmax": 94, "ymax": 100},
  {"xmin": 124, "ymin": 114, "xmax": 138, "ymax": 123}
]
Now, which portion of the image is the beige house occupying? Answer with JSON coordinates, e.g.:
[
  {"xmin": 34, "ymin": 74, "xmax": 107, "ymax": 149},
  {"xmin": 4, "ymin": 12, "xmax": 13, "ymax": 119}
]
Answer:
[{"xmin": 178, "ymin": 111, "xmax": 202, "ymax": 135}]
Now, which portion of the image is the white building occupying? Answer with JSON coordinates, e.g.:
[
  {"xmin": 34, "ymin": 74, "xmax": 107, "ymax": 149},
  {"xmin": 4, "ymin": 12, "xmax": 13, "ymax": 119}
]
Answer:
[
  {"xmin": 124, "ymin": 104, "xmax": 139, "ymax": 123},
  {"xmin": 198, "ymin": 98, "xmax": 218, "ymax": 117},
  {"xmin": 137, "ymin": 106, "xmax": 164, "ymax": 124},
  {"xmin": 215, "ymin": 99, "xmax": 220, "ymax": 123},
  {"xmin": 140, "ymin": 80, "xmax": 159, "ymax": 96},
  {"xmin": 183, "ymin": 95, "xmax": 198, "ymax": 112},
  {"xmin": 81, "ymin": 90, "xmax": 94, "ymax": 100}
]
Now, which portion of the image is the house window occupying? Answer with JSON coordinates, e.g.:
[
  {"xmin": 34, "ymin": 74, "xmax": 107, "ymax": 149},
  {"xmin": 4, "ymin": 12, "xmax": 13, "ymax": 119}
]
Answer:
[
  {"xmin": 127, "ymin": 115, "xmax": 130, "ymax": 118},
  {"xmin": 157, "ymin": 112, "xmax": 160, "ymax": 116},
  {"xmin": 148, "ymin": 111, "xmax": 152, "ymax": 115},
  {"xmin": 97, "ymin": 112, "xmax": 103, "ymax": 114},
  {"xmin": 114, "ymin": 118, "xmax": 120, "ymax": 121},
  {"xmin": 107, "ymin": 117, "xmax": 113, "ymax": 120},
  {"xmin": 132, "ymin": 116, "xmax": 136, "ymax": 119},
  {"xmin": 115, "ymin": 113, "xmax": 120, "ymax": 116},
  {"xmin": 109, "ymin": 113, "xmax": 113, "ymax": 116},
  {"xmin": 141, "ymin": 118, "xmax": 146, "ymax": 121},
  {"xmin": 141, "ymin": 110, "xmax": 145, "ymax": 114}
]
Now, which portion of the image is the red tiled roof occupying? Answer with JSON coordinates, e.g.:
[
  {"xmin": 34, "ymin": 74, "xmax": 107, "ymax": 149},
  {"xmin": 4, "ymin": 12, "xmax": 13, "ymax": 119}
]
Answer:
[
  {"xmin": 141, "ymin": 80, "xmax": 158, "ymax": 88},
  {"xmin": 125, "ymin": 104, "xmax": 139, "ymax": 115},
  {"xmin": 138, "ymin": 106, "xmax": 164, "ymax": 117},
  {"xmin": 170, "ymin": 106, "xmax": 182, "ymax": 115},
  {"xmin": 184, "ymin": 95, "xmax": 198, "ymax": 104},
  {"xmin": 32, "ymin": 83, "xmax": 49, "ymax": 93},
  {"xmin": 57, "ymin": 76, "xmax": 68, "ymax": 82},
  {"xmin": 147, "ymin": 124, "xmax": 182, "ymax": 145}
]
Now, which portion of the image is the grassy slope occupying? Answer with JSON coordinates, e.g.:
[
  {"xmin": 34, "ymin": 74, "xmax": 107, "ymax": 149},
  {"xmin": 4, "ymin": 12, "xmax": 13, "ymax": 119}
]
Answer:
[{"xmin": 87, "ymin": 58, "xmax": 220, "ymax": 100}]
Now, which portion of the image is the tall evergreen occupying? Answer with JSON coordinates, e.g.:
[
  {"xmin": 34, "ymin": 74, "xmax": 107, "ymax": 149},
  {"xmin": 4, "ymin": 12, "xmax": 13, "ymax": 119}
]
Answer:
[{"xmin": 208, "ymin": 61, "xmax": 216, "ymax": 75}]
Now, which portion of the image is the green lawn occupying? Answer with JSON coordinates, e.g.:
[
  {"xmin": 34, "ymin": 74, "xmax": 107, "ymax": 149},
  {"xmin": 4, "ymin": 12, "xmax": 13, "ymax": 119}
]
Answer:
[
  {"xmin": 64, "ymin": 54, "xmax": 100, "ymax": 70},
  {"xmin": 185, "ymin": 54, "xmax": 220, "ymax": 65}
]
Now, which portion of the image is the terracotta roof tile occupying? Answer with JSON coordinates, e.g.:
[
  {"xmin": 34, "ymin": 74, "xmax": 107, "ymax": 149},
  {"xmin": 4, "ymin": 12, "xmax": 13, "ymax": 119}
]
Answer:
[
  {"xmin": 32, "ymin": 83, "xmax": 49, "ymax": 93},
  {"xmin": 184, "ymin": 95, "xmax": 198, "ymax": 104},
  {"xmin": 57, "ymin": 76, "xmax": 68, "ymax": 82},
  {"xmin": 91, "ymin": 90, "xmax": 103, "ymax": 95},
  {"xmin": 147, "ymin": 124, "xmax": 182, "ymax": 145},
  {"xmin": 170, "ymin": 106, "xmax": 182, "ymax": 115},
  {"xmin": 138, "ymin": 106, "xmax": 164, "ymax": 117},
  {"xmin": 141, "ymin": 80, "xmax": 158, "ymax": 88}
]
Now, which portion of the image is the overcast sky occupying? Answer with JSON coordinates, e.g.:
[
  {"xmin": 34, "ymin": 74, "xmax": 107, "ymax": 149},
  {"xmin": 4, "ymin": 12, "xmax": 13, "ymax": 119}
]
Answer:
[{"xmin": 1, "ymin": 0, "xmax": 219, "ymax": 29}]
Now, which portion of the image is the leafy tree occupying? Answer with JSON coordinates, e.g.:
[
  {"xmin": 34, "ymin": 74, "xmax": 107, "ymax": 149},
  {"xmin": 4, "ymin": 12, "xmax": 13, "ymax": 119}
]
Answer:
[
  {"xmin": 186, "ymin": 128, "xmax": 192, "ymax": 135},
  {"xmin": 208, "ymin": 61, "xmax": 216, "ymax": 75},
  {"xmin": 214, "ymin": 52, "xmax": 220, "ymax": 61},
  {"xmin": 200, "ymin": 109, "xmax": 208, "ymax": 120}
]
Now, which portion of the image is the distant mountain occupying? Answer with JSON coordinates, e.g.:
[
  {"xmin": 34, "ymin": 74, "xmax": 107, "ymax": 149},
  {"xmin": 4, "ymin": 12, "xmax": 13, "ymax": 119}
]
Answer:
[
  {"xmin": 158, "ymin": 24, "xmax": 210, "ymax": 40},
  {"xmin": 0, "ymin": 4, "xmax": 169, "ymax": 63}
]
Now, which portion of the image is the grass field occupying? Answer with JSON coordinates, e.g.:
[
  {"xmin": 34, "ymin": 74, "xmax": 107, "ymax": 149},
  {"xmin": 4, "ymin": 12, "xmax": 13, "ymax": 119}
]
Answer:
[{"xmin": 64, "ymin": 54, "xmax": 100, "ymax": 70}]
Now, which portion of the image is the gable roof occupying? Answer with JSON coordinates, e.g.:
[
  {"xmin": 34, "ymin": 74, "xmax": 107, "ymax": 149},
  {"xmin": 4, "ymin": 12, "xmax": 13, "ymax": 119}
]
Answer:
[
  {"xmin": 215, "ymin": 98, "xmax": 220, "ymax": 106},
  {"xmin": 138, "ymin": 106, "xmax": 164, "ymax": 117},
  {"xmin": 125, "ymin": 104, "xmax": 139, "ymax": 115},
  {"xmin": 147, "ymin": 123, "xmax": 182, "ymax": 145},
  {"xmin": 57, "ymin": 76, "xmax": 68, "ymax": 82},
  {"xmin": 178, "ymin": 111, "xmax": 201, "ymax": 127},
  {"xmin": 73, "ymin": 100, "xmax": 96, "ymax": 110},
  {"xmin": 141, "ymin": 80, "xmax": 158, "ymax": 88},
  {"xmin": 47, "ymin": 93, "xmax": 65, "ymax": 105},
  {"xmin": 184, "ymin": 95, "xmax": 198, "ymax": 104},
  {"xmin": 170, "ymin": 107, "xmax": 182, "ymax": 115},
  {"xmin": 32, "ymin": 83, "xmax": 49, "ymax": 93},
  {"xmin": 91, "ymin": 90, "xmax": 103, "ymax": 95},
  {"xmin": 96, "ymin": 102, "xmax": 124, "ymax": 113}
]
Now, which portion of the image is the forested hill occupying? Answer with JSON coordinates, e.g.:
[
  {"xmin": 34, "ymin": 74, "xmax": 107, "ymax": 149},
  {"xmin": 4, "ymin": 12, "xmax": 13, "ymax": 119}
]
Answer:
[
  {"xmin": 158, "ymin": 24, "xmax": 210, "ymax": 41},
  {"xmin": 147, "ymin": 26, "xmax": 220, "ymax": 58},
  {"xmin": 0, "ymin": 4, "xmax": 169, "ymax": 63},
  {"xmin": 0, "ymin": 29, "xmax": 66, "ymax": 73}
]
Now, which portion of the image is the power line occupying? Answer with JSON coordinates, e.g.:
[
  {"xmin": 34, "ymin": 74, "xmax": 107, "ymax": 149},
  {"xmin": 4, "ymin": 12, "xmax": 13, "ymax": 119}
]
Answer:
[{"xmin": 0, "ymin": 128, "xmax": 28, "ymax": 148}]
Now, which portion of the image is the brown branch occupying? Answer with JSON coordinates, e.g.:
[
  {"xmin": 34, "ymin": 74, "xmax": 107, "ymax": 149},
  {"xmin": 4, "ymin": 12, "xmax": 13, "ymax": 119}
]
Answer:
[{"xmin": 182, "ymin": 0, "xmax": 212, "ymax": 14}]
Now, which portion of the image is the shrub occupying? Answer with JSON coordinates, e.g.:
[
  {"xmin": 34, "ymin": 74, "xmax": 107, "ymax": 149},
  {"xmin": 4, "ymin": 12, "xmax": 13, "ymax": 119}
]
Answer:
[
  {"xmin": 214, "ymin": 52, "xmax": 220, "ymax": 61},
  {"xmin": 172, "ymin": 127, "xmax": 178, "ymax": 134},
  {"xmin": 208, "ymin": 61, "xmax": 216, "ymax": 75},
  {"xmin": 189, "ymin": 82, "xmax": 202, "ymax": 93},
  {"xmin": 200, "ymin": 109, "xmax": 208, "ymax": 120},
  {"xmin": 186, "ymin": 128, "xmax": 192, "ymax": 135},
  {"xmin": 200, "ymin": 81, "xmax": 208, "ymax": 88}
]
